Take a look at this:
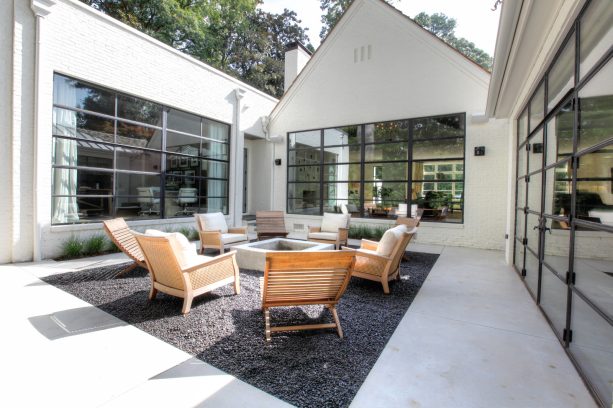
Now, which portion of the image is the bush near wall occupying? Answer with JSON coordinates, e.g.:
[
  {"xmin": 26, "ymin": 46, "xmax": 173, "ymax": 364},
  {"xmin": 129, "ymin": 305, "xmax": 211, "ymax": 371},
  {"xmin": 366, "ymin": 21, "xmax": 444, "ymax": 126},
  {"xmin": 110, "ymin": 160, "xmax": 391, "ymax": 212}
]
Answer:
[
  {"xmin": 348, "ymin": 224, "xmax": 390, "ymax": 241},
  {"xmin": 57, "ymin": 226, "xmax": 200, "ymax": 260}
]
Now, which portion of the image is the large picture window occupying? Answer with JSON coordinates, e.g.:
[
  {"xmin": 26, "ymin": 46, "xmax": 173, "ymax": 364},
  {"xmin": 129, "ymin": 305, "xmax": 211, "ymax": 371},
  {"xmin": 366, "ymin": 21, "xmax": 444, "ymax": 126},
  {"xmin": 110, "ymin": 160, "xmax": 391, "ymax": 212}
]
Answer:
[
  {"xmin": 51, "ymin": 73, "xmax": 230, "ymax": 224},
  {"xmin": 287, "ymin": 114, "xmax": 465, "ymax": 223}
]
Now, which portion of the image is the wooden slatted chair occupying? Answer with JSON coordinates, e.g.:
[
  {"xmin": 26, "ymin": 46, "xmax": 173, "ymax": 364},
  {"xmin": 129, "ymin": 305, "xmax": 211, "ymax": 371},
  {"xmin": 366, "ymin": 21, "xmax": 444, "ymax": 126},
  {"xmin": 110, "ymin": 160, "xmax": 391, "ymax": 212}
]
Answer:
[
  {"xmin": 102, "ymin": 218, "xmax": 147, "ymax": 277},
  {"xmin": 195, "ymin": 212, "xmax": 249, "ymax": 254},
  {"xmin": 261, "ymin": 250, "xmax": 356, "ymax": 342},
  {"xmin": 307, "ymin": 212, "xmax": 351, "ymax": 249},
  {"xmin": 134, "ymin": 232, "xmax": 240, "ymax": 315},
  {"xmin": 255, "ymin": 211, "xmax": 289, "ymax": 240},
  {"xmin": 343, "ymin": 225, "xmax": 416, "ymax": 294}
]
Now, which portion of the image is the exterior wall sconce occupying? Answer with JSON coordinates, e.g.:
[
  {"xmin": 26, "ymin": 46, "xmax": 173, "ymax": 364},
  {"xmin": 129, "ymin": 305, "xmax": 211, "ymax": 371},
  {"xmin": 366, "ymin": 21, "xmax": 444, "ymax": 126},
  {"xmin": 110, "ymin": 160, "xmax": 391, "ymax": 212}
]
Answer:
[
  {"xmin": 275, "ymin": 158, "xmax": 282, "ymax": 166},
  {"xmin": 474, "ymin": 146, "xmax": 485, "ymax": 156},
  {"xmin": 532, "ymin": 143, "xmax": 543, "ymax": 153}
]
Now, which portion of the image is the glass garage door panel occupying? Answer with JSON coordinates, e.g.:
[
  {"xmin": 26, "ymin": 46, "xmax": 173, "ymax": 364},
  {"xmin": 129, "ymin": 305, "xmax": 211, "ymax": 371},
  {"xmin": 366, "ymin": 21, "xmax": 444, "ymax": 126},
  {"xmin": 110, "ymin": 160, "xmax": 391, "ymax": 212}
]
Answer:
[
  {"xmin": 514, "ymin": 239, "xmax": 525, "ymax": 273},
  {"xmin": 526, "ymin": 213, "xmax": 541, "ymax": 253},
  {"xmin": 542, "ymin": 218, "xmax": 570, "ymax": 274},
  {"xmin": 539, "ymin": 266, "xmax": 568, "ymax": 339},
  {"xmin": 573, "ymin": 227, "xmax": 613, "ymax": 320},
  {"xmin": 525, "ymin": 249, "xmax": 540, "ymax": 299},
  {"xmin": 569, "ymin": 292, "xmax": 613, "ymax": 407}
]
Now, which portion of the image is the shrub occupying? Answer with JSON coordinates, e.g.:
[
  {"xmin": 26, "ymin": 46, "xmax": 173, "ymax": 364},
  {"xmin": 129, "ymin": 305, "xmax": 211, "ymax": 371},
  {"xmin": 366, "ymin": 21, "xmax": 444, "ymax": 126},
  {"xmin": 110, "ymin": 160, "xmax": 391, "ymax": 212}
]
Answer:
[
  {"xmin": 62, "ymin": 236, "xmax": 83, "ymax": 258},
  {"xmin": 107, "ymin": 239, "xmax": 121, "ymax": 253},
  {"xmin": 83, "ymin": 234, "xmax": 106, "ymax": 255},
  {"xmin": 349, "ymin": 224, "xmax": 391, "ymax": 241},
  {"xmin": 178, "ymin": 226, "xmax": 198, "ymax": 241}
]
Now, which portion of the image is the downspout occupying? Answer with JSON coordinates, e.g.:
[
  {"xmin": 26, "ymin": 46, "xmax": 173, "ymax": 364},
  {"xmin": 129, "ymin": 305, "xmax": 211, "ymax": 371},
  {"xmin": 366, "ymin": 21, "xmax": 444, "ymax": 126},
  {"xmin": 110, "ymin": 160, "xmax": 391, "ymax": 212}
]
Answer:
[
  {"xmin": 30, "ymin": 0, "xmax": 55, "ymax": 261},
  {"xmin": 260, "ymin": 116, "xmax": 275, "ymax": 210},
  {"xmin": 233, "ymin": 88, "xmax": 245, "ymax": 227}
]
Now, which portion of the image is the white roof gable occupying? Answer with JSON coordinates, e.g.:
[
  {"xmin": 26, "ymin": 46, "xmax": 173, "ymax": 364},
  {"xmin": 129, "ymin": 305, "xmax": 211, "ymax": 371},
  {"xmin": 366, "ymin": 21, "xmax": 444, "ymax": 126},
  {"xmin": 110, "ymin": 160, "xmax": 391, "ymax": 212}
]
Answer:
[{"xmin": 270, "ymin": 0, "xmax": 490, "ymax": 132}]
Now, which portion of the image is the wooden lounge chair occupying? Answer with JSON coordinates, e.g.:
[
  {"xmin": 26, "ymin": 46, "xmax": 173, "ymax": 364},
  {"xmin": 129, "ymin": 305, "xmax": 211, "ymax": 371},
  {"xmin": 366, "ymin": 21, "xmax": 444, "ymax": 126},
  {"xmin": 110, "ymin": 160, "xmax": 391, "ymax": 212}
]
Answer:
[
  {"xmin": 255, "ymin": 210, "xmax": 289, "ymax": 240},
  {"xmin": 134, "ymin": 231, "xmax": 240, "ymax": 315},
  {"xmin": 343, "ymin": 225, "xmax": 416, "ymax": 294},
  {"xmin": 261, "ymin": 250, "xmax": 356, "ymax": 341},
  {"xmin": 395, "ymin": 216, "xmax": 420, "ymax": 228},
  {"xmin": 102, "ymin": 218, "xmax": 147, "ymax": 277},
  {"xmin": 307, "ymin": 212, "xmax": 351, "ymax": 249},
  {"xmin": 194, "ymin": 212, "xmax": 249, "ymax": 254}
]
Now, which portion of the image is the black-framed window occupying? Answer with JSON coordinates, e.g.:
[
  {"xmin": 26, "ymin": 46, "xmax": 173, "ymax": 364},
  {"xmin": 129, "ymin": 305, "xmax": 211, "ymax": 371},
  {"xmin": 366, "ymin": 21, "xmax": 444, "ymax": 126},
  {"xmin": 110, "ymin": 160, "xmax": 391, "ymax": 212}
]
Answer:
[
  {"xmin": 513, "ymin": 0, "xmax": 613, "ymax": 405},
  {"xmin": 51, "ymin": 73, "xmax": 230, "ymax": 224},
  {"xmin": 287, "ymin": 113, "xmax": 465, "ymax": 223}
]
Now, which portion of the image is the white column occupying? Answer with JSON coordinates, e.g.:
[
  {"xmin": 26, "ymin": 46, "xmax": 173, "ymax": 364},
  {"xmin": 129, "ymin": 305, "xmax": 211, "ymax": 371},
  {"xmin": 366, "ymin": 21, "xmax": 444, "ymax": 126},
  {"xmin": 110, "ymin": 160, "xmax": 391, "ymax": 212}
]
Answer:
[
  {"xmin": 31, "ymin": 0, "xmax": 56, "ymax": 261},
  {"xmin": 230, "ymin": 88, "xmax": 246, "ymax": 227}
]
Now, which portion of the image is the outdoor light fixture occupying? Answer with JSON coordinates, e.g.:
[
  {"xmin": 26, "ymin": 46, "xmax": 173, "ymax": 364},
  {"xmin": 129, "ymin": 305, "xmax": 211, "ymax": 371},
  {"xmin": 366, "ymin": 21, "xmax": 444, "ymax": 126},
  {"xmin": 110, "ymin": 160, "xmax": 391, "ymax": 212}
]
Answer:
[
  {"xmin": 275, "ymin": 158, "xmax": 282, "ymax": 165},
  {"xmin": 474, "ymin": 146, "xmax": 485, "ymax": 156}
]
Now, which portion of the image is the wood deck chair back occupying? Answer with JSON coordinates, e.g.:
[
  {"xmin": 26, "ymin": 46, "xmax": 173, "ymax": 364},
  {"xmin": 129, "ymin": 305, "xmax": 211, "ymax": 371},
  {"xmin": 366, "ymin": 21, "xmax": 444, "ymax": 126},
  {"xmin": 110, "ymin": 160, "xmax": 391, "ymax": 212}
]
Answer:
[
  {"xmin": 261, "ymin": 250, "xmax": 355, "ymax": 341},
  {"xmin": 255, "ymin": 211, "xmax": 288, "ymax": 240},
  {"xmin": 102, "ymin": 218, "xmax": 147, "ymax": 276}
]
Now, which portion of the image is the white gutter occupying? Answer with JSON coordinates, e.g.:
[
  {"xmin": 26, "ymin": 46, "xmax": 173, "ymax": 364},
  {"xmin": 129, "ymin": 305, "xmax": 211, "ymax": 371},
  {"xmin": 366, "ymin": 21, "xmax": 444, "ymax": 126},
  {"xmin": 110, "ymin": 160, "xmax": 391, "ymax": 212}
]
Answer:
[{"xmin": 485, "ymin": 0, "xmax": 524, "ymax": 118}]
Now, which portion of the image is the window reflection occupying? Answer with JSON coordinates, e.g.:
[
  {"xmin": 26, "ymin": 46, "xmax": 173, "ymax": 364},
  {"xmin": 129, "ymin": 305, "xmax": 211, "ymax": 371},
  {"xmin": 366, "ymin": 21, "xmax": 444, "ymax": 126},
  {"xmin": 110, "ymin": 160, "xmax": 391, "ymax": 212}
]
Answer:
[
  {"xmin": 578, "ymin": 60, "xmax": 613, "ymax": 152},
  {"xmin": 287, "ymin": 113, "xmax": 465, "ymax": 221},
  {"xmin": 51, "ymin": 73, "xmax": 229, "ymax": 223},
  {"xmin": 530, "ymin": 83, "xmax": 545, "ymax": 132}
]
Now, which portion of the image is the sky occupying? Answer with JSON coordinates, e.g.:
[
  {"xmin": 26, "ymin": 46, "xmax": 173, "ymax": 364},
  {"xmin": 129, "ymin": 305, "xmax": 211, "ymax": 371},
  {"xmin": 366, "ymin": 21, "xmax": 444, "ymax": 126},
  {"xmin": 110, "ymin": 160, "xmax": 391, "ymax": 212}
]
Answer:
[{"xmin": 258, "ymin": 0, "xmax": 501, "ymax": 55}]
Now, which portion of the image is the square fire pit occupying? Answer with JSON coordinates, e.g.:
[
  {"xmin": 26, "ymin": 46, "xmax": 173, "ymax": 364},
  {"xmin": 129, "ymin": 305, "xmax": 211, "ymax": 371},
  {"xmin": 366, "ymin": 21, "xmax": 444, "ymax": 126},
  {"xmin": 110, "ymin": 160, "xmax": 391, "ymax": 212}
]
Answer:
[{"xmin": 235, "ymin": 238, "xmax": 335, "ymax": 271}]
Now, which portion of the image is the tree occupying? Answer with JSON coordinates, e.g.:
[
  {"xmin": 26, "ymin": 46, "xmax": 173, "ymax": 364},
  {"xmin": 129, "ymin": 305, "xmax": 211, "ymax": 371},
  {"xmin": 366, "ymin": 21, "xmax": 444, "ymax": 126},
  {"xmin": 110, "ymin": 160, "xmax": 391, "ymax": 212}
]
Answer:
[
  {"xmin": 80, "ymin": 0, "xmax": 314, "ymax": 97},
  {"xmin": 414, "ymin": 12, "xmax": 493, "ymax": 71},
  {"xmin": 228, "ymin": 9, "xmax": 314, "ymax": 97}
]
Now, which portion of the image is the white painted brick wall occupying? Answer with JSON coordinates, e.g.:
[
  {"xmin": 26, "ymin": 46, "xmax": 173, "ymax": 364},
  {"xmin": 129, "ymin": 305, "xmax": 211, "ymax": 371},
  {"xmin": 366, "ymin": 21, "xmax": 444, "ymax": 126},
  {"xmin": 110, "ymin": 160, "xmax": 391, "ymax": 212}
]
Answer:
[
  {"xmin": 0, "ymin": 1, "xmax": 14, "ymax": 263},
  {"xmin": 2, "ymin": 0, "xmax": 278, "ymax": 261},
  {"xmin": 269, "ymin": 0, "xmax": 510, "ymax": 250}
]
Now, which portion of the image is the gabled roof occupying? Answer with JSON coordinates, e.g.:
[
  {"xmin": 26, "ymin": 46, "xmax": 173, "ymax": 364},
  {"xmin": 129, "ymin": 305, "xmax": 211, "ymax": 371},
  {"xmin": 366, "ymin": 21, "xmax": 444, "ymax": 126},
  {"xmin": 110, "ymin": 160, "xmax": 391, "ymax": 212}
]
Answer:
[{"xmin": 270, "ymin": 0, "xmax": 490, "ymax": 121}]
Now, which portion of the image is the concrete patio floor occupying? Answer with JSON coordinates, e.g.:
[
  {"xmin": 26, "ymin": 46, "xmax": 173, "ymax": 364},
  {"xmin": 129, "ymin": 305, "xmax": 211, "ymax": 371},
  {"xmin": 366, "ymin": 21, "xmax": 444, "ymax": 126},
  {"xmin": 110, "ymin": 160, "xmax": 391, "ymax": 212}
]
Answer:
[{"xmin": 0, "ymin": 243, "xmax": 597, "ymax": 407}]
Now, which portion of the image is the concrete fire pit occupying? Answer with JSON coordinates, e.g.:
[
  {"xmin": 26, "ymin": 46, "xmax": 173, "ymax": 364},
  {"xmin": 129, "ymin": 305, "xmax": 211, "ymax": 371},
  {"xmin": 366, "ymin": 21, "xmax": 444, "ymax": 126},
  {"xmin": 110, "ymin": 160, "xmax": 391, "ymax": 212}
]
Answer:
[{"xmin": 235, "ymin": 238, "xmax": 335, "ymax": 272}]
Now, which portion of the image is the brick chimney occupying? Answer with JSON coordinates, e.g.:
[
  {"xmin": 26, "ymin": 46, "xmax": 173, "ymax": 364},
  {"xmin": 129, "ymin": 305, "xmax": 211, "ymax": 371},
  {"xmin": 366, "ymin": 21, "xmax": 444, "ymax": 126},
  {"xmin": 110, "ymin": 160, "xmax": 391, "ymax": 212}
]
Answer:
[{"xmin": 284, "ymin": 42, "xmax": 312, "ymax": 93}]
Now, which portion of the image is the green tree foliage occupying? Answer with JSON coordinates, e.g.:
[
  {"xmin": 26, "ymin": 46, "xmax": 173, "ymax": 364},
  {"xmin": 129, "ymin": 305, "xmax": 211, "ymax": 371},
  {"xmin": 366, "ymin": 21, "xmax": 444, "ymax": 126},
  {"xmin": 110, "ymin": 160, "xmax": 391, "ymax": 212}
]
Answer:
[
  {"xmin": 414, "ymin": 12, "xmax": 493, "ymax": 71},
  {"xmin": 228, "ymin": 9, "xmax": 314, "ymax": 97},
  {"xmin": 81, "ymin": 0, "xmax": 313, "ymax": 97}
]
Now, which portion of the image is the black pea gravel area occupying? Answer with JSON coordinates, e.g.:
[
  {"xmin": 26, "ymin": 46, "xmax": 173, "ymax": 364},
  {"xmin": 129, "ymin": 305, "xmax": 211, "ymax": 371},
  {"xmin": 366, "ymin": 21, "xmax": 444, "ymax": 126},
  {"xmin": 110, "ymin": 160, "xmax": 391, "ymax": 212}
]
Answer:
[{"xmin": 43, "ymin": 251, "xmax": 438, "ymax": 408}]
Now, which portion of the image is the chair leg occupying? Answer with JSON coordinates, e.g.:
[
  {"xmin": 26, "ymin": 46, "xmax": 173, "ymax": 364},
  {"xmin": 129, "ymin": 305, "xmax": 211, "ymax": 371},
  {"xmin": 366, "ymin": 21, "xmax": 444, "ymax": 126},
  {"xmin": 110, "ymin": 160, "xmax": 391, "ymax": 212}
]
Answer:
[
  {"xmin": 234, "ymin": 275, "xmax": 241, "ymax": 295},
  {"xmin": 148, "ymin": 286, "xmax": 158, "ymax": 300},
  {"xmin": 329, "ymin": 306, "xmax": 343, "ymax": 338},
  {"xmin": 182, "ymin": 295, "xmax": 193, "ymax": 315},
  {"xmin": 115, "ymin": 262, "xmax": 137, "ymax": 278},
  {"xmin": 382, "ymin": 279, "xmax": 390, "ymax": 295},
  {"xmin": 264, "ymin": 308, "xmax": 272, "ymax": 342}
]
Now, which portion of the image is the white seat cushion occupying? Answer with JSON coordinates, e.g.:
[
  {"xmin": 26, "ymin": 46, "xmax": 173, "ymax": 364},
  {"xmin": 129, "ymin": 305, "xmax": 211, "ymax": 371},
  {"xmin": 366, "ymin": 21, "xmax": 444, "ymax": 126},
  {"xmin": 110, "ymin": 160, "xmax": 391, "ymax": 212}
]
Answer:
[
  {"xmin": 144, "ymin": 229, "xmax": 198, "ymax": 267},
  {"xmin": 588, "ymin": 210, "xmax": 613, "ymax": 225},
  {"xmin": 221, "ymin": 233, "xmax": 248, "ymax": 244},
  {"xmin": 197, "ymin": 212, "xmax": 228, "ymax": 233},
  {"xmin": 181, "ymin": 254, "xmax": 213, "ymax": 270},
  {"xmin": 376, "ymin": 225, "xmax": 406, "ymax": 256},
  {"xmin": 308, "ymin": 231, "xmax": 338, "ymax": 241},
  {"xmin": 320, "ymin": 213, "xmax": 350, "ymax": 232}
]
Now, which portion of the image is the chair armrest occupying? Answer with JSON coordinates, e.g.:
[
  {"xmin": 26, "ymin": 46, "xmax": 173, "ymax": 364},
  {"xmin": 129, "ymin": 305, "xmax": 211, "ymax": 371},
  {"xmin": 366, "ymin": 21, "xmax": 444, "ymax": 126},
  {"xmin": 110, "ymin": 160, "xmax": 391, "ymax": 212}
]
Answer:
[
  {"xmin": 183, "ymin": 251, "xmax": 239, "ymax": 287},
  {"xmin": 228, "ymin": 226, "xmax": 248, "ymax": 234},
  {"xmin": 308, "ymin": 226, "xmax": 321, "ymax": 233},
  {"xmin": 183, "ymin": 250, "xmax": 237, "ymax": 273},
  {"xmin": 360, "ymin": 239, "xmax": 379, "ymax": 251},
  {"xmin": 354, "ymin": 249, "xmax": 391, "ymax": 262},
  {"xmin": 198, "ymin": 230, "xmax": 222, "ymax": 246}
]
